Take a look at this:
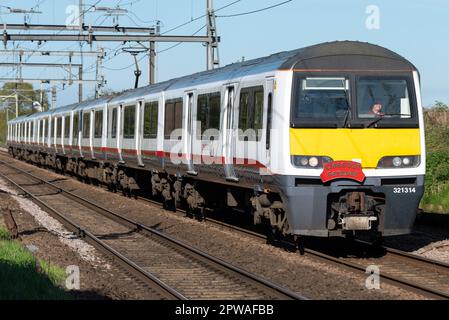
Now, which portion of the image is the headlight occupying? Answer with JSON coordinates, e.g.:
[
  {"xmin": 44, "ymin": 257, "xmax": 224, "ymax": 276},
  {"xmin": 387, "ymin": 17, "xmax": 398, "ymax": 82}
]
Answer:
[
  {"xmin": 309, "ymin": 157, "xmax": 319, "ymax": 167},
  {"xmin": 392, "ymin": 157, "xmax": 402, "ymax": 167},
  {"xmin": 292, "ymin": 155, "xmax": 333, "ymax": 168},
  {"xmin": 377, "ymin": 156, "xmax": 420, "ymax": 168}
]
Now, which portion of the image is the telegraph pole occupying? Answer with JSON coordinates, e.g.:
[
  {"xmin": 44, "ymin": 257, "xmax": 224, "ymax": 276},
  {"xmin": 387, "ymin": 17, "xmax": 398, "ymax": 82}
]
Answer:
[
  {"xmin": 79, "ymin": 0, "xmax": 84, "ymax": 30},
  {"xmin": 149, "ymin": 24, "xmax": 157, "ymax": 85},
  {"xmin": 2, "ymin": 25, "xmax": 215, "ymax": 87},
  {"xmin": 78, "ymin": 65, "xmax": 83, "ymax": 102},
  {"xmin": 0, "ymin": 49, "xmax": 105, "ymax": 101},
  {"xmin": 1, "ymin": 3, "xmax": 220, "ymax": 93},
  {"xmin": 206, "ymin": 0, "xmax": 220, "ymax": 70},
  {"xmin": 51, "ymin": 86, "xmax": 56, "ymax": 109}
]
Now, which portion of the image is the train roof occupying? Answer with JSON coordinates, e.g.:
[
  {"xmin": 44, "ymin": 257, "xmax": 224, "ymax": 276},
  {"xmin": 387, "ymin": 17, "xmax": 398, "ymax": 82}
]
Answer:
[
  {"xmin": 279, "ymin": 40, "xmax": 417, "ymax": 70},
  {"xmin": 106, "ymin": 41, "xmax": 417, "ymax": 103},
  {"xmin": 9, "ymin": 41, "xmax": 417, "ymax": 123},
  {"xmin": 72, "ymin": 95, "xmax": 112, "ymax": 111}
]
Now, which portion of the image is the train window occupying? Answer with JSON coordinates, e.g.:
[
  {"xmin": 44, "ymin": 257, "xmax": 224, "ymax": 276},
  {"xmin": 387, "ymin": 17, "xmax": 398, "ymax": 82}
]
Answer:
[
  {"xmin": 209, "ymin": 94, "xmax": 221, "ymax": 132},
  {"xmin": 292, "ymin": 77, "xmax": 350, "ymax": 125},
  {"xmin": 64, "ymin": 116, "xmax": 70, "ymax": 138},
  {"xmin": 123, "ymin": 105, "xmax": 136, "ymax": 139},
  {"xmin": 82, "ymin": 112, "xmax": 90, "ymax": 138},
  {"xmin": 73, "ymin": 113, "xmax": 79, "ymax": 140},
  {"xmin": 197, "ymin": 92, "xmax": 221, "ymax": 139},
  {"xmin": 254, "ymin": 90, "xmax": 264, "ymax": 132},
  {"xmin": 174, "ymin": 101, "xmax": 183, "ymax": 131},
  {"xmin": 51, "ymin": 118, "xmax": 55, "ymax": 138},
  {"xmin": 266, "ymin": 93, "xmax": 273, "ymax": 150},
  {"xmin": 238, "ymin": 86, "xmax": 264, "ymax": 141},
  {"xmin": 40, "ymin": 120, "xmax": 44, "ymax": 139},
  {"xmin": 164, "ymin": 99, "xmax": 183, "ymax": 139},
  {"xmin": 197, "ymin": 95, "xmax": 208, "ymax": 136},
  {"xmin": 46, "ymin": 118, "xmax": 49, "ymax": 139},
  {"xmin": 164, "ymin": 101, "xmax": 174, "ymax": 138},
  {"xmin": 356, "ymin": 78, "xmax": 412, "ymax": 119},
  {"xmin": 239, "ymin": 92, "xmax": 250, "ymax": 132},
  {"xmin": 144, "ymin": 101, "xmax": 158, "ymax": 139},
  {"xmin": 57, "ymin": 117, "xmax": 62, "ymax": 138},
  {"xmin": 111, "ymin": 108, "xmax": 117, "ymax": 138},
  {"xmin": 94, "ymin": 110, "xmax": 103, "ymax": 138}
]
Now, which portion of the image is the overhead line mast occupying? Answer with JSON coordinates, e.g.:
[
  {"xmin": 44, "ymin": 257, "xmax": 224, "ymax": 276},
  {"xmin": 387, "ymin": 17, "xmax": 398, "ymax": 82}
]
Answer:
[
  {"xmin": 206, "ymin": 0, "xmax": 220, "ymax": 70},
  {"xmin": 1, "ymin": 0, "xmax": 220, "ymax": 104}
]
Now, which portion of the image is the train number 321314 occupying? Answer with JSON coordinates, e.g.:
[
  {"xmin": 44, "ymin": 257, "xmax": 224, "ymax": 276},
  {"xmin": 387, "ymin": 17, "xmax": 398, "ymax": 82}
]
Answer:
[{"xmin": 393, "ymin": 187, "xmax": 416, "ymax": 194}]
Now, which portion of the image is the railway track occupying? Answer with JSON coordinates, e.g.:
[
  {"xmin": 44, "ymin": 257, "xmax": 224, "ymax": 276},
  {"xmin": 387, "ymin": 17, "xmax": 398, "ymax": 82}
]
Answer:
[
  {"xmin": 0, "ymin": 156, "xmax": 305, "ymax": 300},
  {"xmin": 186, "ymin": 206, "xmax": 449, "ymax": 300},
  {"xmin": 2, "ymin": 150, "xmax": 449, "ymax": 299}
]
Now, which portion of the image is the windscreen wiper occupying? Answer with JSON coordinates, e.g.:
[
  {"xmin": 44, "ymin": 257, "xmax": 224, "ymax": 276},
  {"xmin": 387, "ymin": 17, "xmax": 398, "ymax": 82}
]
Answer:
[
  {"xmin": 341, "ymin": 89, "xmax": 351, "ymax": 128},
  {"xmin": 366, "ymin": 113, "xmax": 411, "ymax": 128}
]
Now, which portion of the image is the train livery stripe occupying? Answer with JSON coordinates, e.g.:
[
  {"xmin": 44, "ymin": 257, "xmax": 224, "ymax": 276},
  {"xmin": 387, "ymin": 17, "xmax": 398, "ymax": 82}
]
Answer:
[
  {"xmin": 290, "ymin": 128, "xmax": 421, "ymax": 169},
  {"xmin": 66, "ymin": 147, "xmax": 266, "ymax": 168}
]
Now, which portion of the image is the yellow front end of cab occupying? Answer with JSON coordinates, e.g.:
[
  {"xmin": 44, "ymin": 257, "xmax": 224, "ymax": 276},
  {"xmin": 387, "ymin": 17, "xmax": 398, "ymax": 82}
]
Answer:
[{"xmin": 290, "ymin": 128, "xmax": 421, "ymax": 168}]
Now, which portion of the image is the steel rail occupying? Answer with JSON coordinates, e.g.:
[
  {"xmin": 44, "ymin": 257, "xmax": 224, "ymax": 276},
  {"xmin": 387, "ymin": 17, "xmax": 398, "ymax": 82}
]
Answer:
[
  {"xmin": 0, "ymin": 160, "xmax": 185, "ymax": 300},
  {"xmin": 0, "ymin": 158, "xmax": 305, "ymax": 300},
  {"xmin": 4, "ymin": 150, "xmax": 449, "ymax": 299}
]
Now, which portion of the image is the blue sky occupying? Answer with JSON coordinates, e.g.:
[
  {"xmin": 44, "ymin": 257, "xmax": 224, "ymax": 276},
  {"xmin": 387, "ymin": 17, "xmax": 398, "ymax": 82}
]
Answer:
[{"xmin": 0, "ymin": 0, "xmax": 447, "ymax": 107}]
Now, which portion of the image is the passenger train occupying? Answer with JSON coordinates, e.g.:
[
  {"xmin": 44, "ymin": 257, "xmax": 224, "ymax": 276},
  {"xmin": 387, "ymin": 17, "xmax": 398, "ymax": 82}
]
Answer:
[{"xmin": 6, "ymin": 41, "xmax": 426, "ymax": 241}]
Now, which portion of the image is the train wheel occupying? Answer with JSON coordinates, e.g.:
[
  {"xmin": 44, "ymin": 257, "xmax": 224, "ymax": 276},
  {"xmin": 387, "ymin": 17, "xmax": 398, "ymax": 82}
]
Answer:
[
  {"xmin": 371, "ymin": 234, "xmax": 384, "ymax": 248},
  {"xmin": 295, "ymin": 235, "xmax": 305, "ymax": 255},
  {"xmin": 185, "ymin": 206, "xmax": 194, "ymax": 219},
  {"xmin": 196, "ymin": 207, "xmax": 205, "ymax": 222}
]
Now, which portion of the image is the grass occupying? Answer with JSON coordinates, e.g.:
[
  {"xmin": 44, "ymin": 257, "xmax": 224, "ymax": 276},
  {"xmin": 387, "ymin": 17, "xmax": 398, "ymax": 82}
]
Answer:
[
  {"xmin": 0, "ymin": 226, "xmax": 72, "ymax": 300},
  {"xmin": 421, "ymin": 184, "xmax": 449, "ymax": 213},
  {"xmin": 420, "ymin": 110, "xmax": 449, "ymax": 214},
  {"xmin": 0, "ymin": 227, "xmax": 9, "ymax": 240}
]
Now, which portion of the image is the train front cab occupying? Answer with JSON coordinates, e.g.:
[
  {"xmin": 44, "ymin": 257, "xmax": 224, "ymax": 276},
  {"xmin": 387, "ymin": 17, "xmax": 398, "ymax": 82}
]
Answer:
[{"xmin": 279, "ymin": 69, "xmax": 425, "ymax": 238}]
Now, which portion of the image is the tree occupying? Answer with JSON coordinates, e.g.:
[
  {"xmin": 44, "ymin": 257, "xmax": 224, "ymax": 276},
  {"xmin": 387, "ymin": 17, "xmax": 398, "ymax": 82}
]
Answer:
[
  {"xmin": 0, "ymin": 82, "xmax": 49, "ymax": 145},
  {"xmin": 0, "ymin": 82, "xmax": 49, "ymax": 115},
  {"xmin": 433, "ymin": 100, "xmax": 449, "ymax": 111}
]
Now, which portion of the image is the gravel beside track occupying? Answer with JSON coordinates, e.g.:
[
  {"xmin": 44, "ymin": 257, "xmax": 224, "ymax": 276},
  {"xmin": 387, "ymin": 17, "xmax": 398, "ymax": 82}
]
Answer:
[{"xmin": 0, "ymin": 158, "xmax": 304, "ymax": 300}]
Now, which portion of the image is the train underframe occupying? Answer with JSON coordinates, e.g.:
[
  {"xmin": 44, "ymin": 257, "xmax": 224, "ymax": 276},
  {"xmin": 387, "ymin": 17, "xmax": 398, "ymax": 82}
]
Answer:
[
  {"xmin": 9, "ymin": 147, "xmax": 290, "ymax": 235},
  {"xmin": 8, "ymin": 146, "xmax": 424, "ymax": 244}
]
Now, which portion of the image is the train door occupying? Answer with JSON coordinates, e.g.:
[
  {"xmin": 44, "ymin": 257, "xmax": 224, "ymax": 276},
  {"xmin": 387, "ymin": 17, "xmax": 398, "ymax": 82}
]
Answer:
[
  {"xmin": 185, "ymin": 91, "xmax": 197, "ymax": 175},
  {"xmin": 117, "ymin": 104, "xmax": 124, "ymax": 163},
  {"xmin": 136, "ymin": 100, "xmax": 144, "ymax": 166},
  {"xmin": 48, "ymin": 118, "xmax": 51, "ymax": 150},
  {"xmin": 223, "ymin": 85, "xmax": 238, "ymax": 182},
  {"xmin": 79, "ymin": 111, "xmax": 85, "ymax": 158},
  {"xmin": 105, "ymin": 105, "xmax": 117, "ymax": 161},
  {"xmin": 263, "ymin": 78, "xmax": 275, "ymax": 171},
  {"xmin": 72, "ymin": 111, "xmax": 81, "ymax": 158},
  {"xmin": 234, "ymin": 84, "xmax": 265, "ymax": 176}
]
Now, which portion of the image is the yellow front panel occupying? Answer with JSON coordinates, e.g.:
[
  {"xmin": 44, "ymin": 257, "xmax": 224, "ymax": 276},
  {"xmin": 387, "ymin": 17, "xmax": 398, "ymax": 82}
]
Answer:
[{"xmin": 290, "ymin": 129, "xmax": 421, "ymax": 168}]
